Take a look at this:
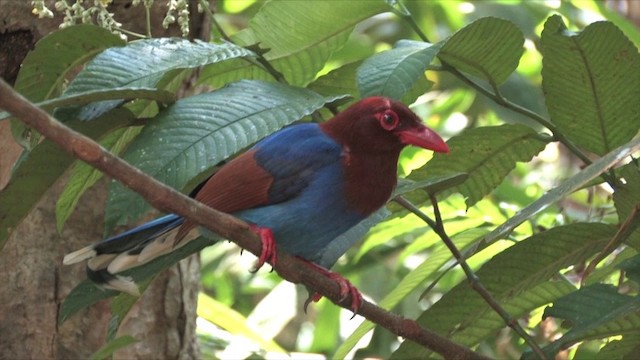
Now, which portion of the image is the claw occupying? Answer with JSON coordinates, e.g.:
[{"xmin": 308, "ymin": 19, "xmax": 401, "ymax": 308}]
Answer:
[
  {"xmin": 301, "ymin": 260, "xmax": 363, "ymax": 317},
  {"xmin": 248, "ymin": 225, "xmax": 277, "ymax": 272},
  {"xmin": 303, "ymin": 292, "xmax": 322, "ymax": 314}
]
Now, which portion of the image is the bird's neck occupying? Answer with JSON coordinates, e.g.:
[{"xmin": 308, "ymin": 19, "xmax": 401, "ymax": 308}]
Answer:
[{"xmin": 341, "ymin": 146, "xmax": 400, "ymax": 215}]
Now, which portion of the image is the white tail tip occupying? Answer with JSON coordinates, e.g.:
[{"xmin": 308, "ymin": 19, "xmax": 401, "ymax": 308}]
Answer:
[
  {"xmin": 63, "ymin": 246, "xmax": 97, "ymax": 265},
  {"xmin": 103, "ymin": 275, "xmax": 141, "ymax": 297}
]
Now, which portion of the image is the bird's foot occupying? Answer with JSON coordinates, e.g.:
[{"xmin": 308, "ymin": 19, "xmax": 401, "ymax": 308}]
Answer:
[
  {"xmin": 302, "ymin": 261, "xmax": 363, "ymax": 318},
  {"xmin": 248, "ymin": 225, "xmax": 277, "ymax": 272}
]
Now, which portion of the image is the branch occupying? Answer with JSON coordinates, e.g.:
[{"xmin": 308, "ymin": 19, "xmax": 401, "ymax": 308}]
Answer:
[
  {"xmin": 0, "ymin": 79, "xmax": 488, "ymax": 360},
  {"xmin": 395, "ymin": 195, "xmax": 547, "ymax": 360}
]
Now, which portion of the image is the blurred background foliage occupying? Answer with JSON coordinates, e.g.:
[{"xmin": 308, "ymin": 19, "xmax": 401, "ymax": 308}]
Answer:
[
  {"xmin": 15, "ymin": 0, "xmax": 639, "ymax": 358},
  {"xmin": 189, "ymin": 1, "xmax": 639, "ymax": 359}
]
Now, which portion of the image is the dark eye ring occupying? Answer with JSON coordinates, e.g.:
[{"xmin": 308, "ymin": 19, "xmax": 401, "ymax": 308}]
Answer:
[{"xmin": 380, "ymin": 111, "xmax": 399, "ymax": 130}]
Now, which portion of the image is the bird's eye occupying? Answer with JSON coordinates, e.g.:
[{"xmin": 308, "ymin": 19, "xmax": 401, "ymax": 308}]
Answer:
[{"xmin": 380, "ymin": 111, "xmax": 399, "ymax": 131}]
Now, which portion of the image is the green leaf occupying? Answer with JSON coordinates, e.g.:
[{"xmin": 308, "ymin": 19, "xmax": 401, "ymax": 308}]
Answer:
[
  {"xmin": 335, "ymin": 227, "xmax": 486, "ymax": 359},
  {"xmin": 527, "ymin": 284, "xmax": 640, "ymax": 359},
  {"xmin": 613, "ymin": 163, "xmax": 640, "ymax": 249},
  {"xmin": 0, "ymin": 108, "xmax": 135, "ymax": 250},
  {"xmin": 59, "ymin": 236, "xmax": 217, "ymax": 323},
  {"xmin": 357, "ymin": 40, "xmax": 440, "ymax": 100},
  {"xmin": 105, "ymin": 80, "xmax": 344, "ymax": 231},
  {"xmin": 56, "ymin": 126, "xmax": 142, "ymax": 233},
  {"xmin": 198, "ymin": 1, "xmax": 389, "ymax": 87},
  {"xmin": 415, "ymin": 124, "xmax": 549, "ymax": 208},
  {"xmin": 89, "ymin": 335, "xmax": 138, "ymax": 360},
  {"xmin": 484, "ymin": 137, "xmax": 640, "ymax": 246},
  {"xmin": 57, "ymin": 38, "xmax": 255, "ymax": 121},
  {"xmin": 541, "ymin": 15, "xmax": 640, "ymax": 155},
  {"xmin": 391, "ymin": 223, "xmax": 615, "ymax": 359},
  {"xmin": 13, "ymin": 24, "xmax": 125, "ymax": 103},
  {"xmin": 9, "ymin": 24, "xmax": 124, "ymax": 148},
  {"xmin": 439, "ymin": 17, "xmax": 524, "ymax": 85}
]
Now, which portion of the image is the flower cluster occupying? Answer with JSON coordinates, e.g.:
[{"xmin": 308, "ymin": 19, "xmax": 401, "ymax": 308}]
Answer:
[{"xmin": 30, "ymin": 0, "xmax": 195, "ymax": 39}]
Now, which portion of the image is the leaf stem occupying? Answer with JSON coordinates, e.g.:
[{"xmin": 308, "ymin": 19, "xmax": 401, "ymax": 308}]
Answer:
[
  {"xmin": 394, "ymin": 195, "xmax": 548, "ymax": 360},
  {"xmin": 144, "ymin": 1, "xmax": 152, "ymax": 38}
]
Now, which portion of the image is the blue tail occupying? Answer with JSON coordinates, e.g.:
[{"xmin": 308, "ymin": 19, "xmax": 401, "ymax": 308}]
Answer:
[{"xmin": 63, "ymin": 214, "xmax": 187, "ymax": 295}]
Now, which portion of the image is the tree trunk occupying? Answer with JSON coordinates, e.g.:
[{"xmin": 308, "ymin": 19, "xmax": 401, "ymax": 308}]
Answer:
[{"xmin": 0, "ymin": 1, "xmax": 210, "ymax": 358}]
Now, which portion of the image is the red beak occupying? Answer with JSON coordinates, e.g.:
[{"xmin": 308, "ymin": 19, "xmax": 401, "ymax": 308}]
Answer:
[{"xmin": 397, "ymin": 126, "xmax": 449, "ymax": 153}]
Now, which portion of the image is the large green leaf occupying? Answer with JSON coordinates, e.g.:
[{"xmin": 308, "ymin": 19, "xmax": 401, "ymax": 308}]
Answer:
[
  {"xmin": 9, "ymin": 24, "xmax": 124, "ymax": 148},
  {"xmin": 414, "ymin": 124, "xmax": 549, "ymax": 208},
  {"xmin": 391, "ymin": 223, "xmax": 615, "ymax": 359},
  {"xmin": 56, "ymin": 38, "xmax": 255, "ymax": 121},
  {"xmin": 0, "ymin": 109, "xmax": 135, "ymax": 250},
  {"xmin": 541, "ymin": 15, "xmax": 640, "ymax": 155},
  {"xmin": 525, "ymin": 284, "xmax": 640, "ymax": 359},
  {"xmin": 357, "ymin": 40, "xmax": 440, "ymax": 100},
  {"xmin": 105, "ymin": 80, "xmax": 344, "ymax": 231},
  {"xmin": 198, "ymin": 1, "xmax": 389, "ymax": 87},
  {"xmin": 13, "ymin": 24, "xmax": 125, "ymax": 103},
  {"xmin": 439, "ymin": 17, "xmax": 524, "ymax": 85}
]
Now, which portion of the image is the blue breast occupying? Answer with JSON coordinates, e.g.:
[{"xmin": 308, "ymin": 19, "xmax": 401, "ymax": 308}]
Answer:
[{"xmin": 232, "ymin": 124, "xmax": 366, "ymax": 268}]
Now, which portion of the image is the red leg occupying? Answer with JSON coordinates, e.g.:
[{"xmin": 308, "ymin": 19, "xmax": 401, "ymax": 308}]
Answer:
[
  {"xmin": 301, "ymin": 259, "xmax": 363, "ymax": 317},
  {"xmin": 248, "ymin": 225, "xmax": 277, "ymax": 272}
]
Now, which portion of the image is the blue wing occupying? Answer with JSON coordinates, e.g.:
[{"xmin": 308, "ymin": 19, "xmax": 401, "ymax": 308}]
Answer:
[{"xmin": 235, "ymin": 124, "xmax": 367, "ymax": 267}]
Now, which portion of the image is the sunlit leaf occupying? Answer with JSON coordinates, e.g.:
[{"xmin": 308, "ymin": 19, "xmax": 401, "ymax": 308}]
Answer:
[
  {"xmin": 391, "ymin": 223, "xmax": 615, "ymax": 359},
  {"xmin": 197, "ymin": 293, "xmax": 286, "ymax": 354},
  {"xmin": 439, "ymin": 17, "xmax": 524, "ymax": 85}
]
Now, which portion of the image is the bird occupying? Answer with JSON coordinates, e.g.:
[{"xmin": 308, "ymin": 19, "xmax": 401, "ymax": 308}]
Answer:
[{"xmin": 63, "ymin": 96, "xmax": 449, "ymax": 312}]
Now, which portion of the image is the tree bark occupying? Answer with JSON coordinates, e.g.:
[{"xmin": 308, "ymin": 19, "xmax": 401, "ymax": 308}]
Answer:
[{"xmin": 0, "ymin": 1, "xmax": 208, "ymax": 358}]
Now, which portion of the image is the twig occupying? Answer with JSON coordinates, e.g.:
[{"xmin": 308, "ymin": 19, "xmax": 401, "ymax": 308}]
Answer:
[
  {"xmin": 0, "ymin": 78, "xmax": 488, "ymax": 360},
  {"xmin": 394, "ymin": 195, "xmax": 547, "ymax": 360}
]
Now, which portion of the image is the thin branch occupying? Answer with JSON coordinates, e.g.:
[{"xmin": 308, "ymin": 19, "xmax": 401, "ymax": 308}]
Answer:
[
  {"xmin": 394, "ymin": 195, "xmax": 547, "ymax": 360},
  {"xmin": 0, "ymin": 78, "xmax": 488, "ymax": 360}
]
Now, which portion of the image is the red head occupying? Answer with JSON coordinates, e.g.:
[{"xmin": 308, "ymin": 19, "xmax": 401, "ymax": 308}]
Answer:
[
  {"xmin": 320, "ymin": 97, "xmax": 449, "ymax": 155},
  {"xmin": 320, "ymin": 97, "xmax": 449, "ymax": 215}
]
